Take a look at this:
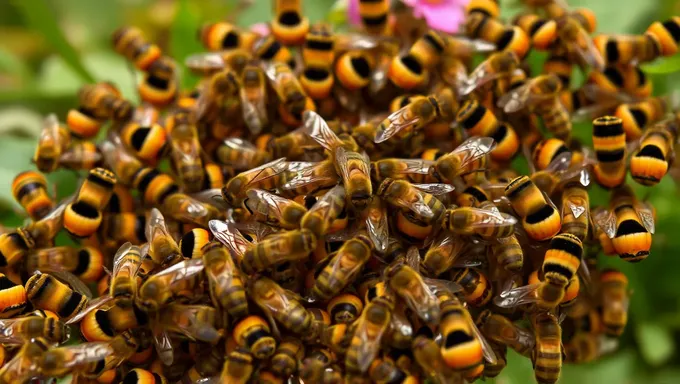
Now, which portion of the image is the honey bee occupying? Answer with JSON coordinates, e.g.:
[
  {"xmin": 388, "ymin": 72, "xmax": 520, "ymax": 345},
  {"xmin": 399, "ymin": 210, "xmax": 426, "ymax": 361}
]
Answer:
[
  {"xmin": 531, "ymin": 312, "xmax": 563, "ymax": 384},
  {"xmin": 159, "ymin": 303, "xmax": 221, "ymax": 344},
  {"xmin": 240, "ymin": 64, "xmax": 269, "ymax": 134},
  {"xmin": 364, "ymin": 196, "xmax": 389, "ymax": 253},
  {"xmin": 505, "ymin": 175, "xmax": 561, "ymax": 241},
  {"xmin": 421, "ymin": 233, "xmax": 466, "ymax": 276},
  {"xmin": 38, "ymin": 340, "xmax": 114, "ymax": 378},
  {"xmin": 368, "ymin": 355, "xmax": 418, "ymax": 384},
  {"xmin": 250, "ymin": 276, "xmax": 317, "ymax": 338},
  {"xmin": 136, "ymin": 258, "xmax": 205, "ymax": 313},
  {"xmin": 345, "ymin": 295, "xmax": 394, "ymax": 374},
  {"xmin": 201, "ymin": 241, "xmax": 248, "ymax": 319},
  {"xmin": 300, "ymin": 23, "xmax": 335, "ymax": 100},
  {"xmin": 412, "ymin": 335, "xmax": 458, "ymax": 384},
  {"xmin": 33, "ymin": 114, "xmax": 71, "ymax": 173},
  {"xmin": 599, "ymin": 268, "xmax": 630, "ymax": 336},
  {"xmin": 25, "ymin": 245, "xmax": 104, "ymax": 283},
  {"xmin": 165, "ymin": 111, "xmax": 204, "ymax": 192},
  {"xmin": 184, "ymin": 49, "xmax": 252, "ymax": 77},
  {"xmin": 594, "ymin": 34, "xmax": 661, "ymax": 66},
  {"xmin": 476, "ymin": 309, "xmax": 534, "ymax": 358},
  {"xmin": 25, "ymin": 272, "xmax": 91, "ymax": 321},
  {"xmin": 198, "ymin": 22, "xmax": 259, "ymax": 52},
  {"xmin": 145, "ymin": 208, "xmax": 182, "ymax": 267},
  {"xmin": 266, "ymin": 62, "xmax": 308, "ymax": 117},
  {"xmin": 441, "ymin": 206, "xmax": 517, "ymax": 240},
  {"xmin": 222, "ymin": 157, "xmax": 288, "ymax": 206},
  {"xmin": 554, "ymin": 14, "xmax": 605, "ymax": 71},
  {"xmin": 195, "ymin": 68, "xmax": 241, "ymax": 123},
  {"xmin": 388, "ymin": 30, "xmax": 447, "ymax": 89},
  {"xmin": 374, "ymin": 89, "xmax": 457, "ymax": 144},
  {"xmin": 358, "ymin": 0, "xmax": 390, "ymax": 35},
  {"xmin": 214, "ymin": 138, "xmax": 272, "ymax": 171},
  {"xmin": 497, "ymin": 74, "xmax": 572, "ymax": 140},
  {"xmin": 139, "ymin": 56, "xmax": 178, "ymax": 107},
  {"xmin": 431, "ymin": 137, "xmax": 496, "ymax": 183},
  {"xmin": 0, "ymin": 316, "xmax": 68, "ymax": 344},
  {"xmin": 281, "ymin": 160, "xmax": 340, "ymax": 197},
  {"xmin": 270, "ymin": 337, "xmax": 304, "ymax": 378},
  {"xmin": 243, "ymin": 188, "xmax": 307, "ymax": 229},
  {"xmin": 303, "ymin": 111, "xmax": 372, "ymax": 211},
  {"xmin": 63, "ymin": 167, "xmax": 117, "ymax": 238},
  {"xmin": 377, "ymin": 178, "xmax": 451, "ymax": 226},
  {"xmin": 370, "ymin": 158, "xmax": 438, "ymax": 184},
  {"xmin": 630, "ymin": 120, "xmax": 677, "ymax": 186},
  {"xmin": 450, "ymin": 267, "xmax": 494, "ymax": 307},
  {"xmin": 160, "ymin": 193, "xmax": 221, "ymax": 228},
  {"xmin": 123, "ymin": 368, "xmax": 169, "ymax": 384},
  {"xmin": 513, "ymin": 13, "xmax": 558, "ymax": 50},
  {"xmin": 233, "ymin": 315, "xmax": 277, "ymax": 360},
  {"xmin": 271, "ymin": 0, "xmax": 309, "ymax": 45},
  {"xmin": 594, "ymin": 185, "xmax": 654, "ymax": 262},
  {"xmin": 78, "ymin": 300, "xmax": 147, "ymax": 342},
  {"xmin": 561, "ymin": 183, "xmax": 591, "ymax": 241},
  {"xmin": 77, "ymin": 82, "xmax": 133, "ymax": 122},
  {"xmin": 12, "ymin": 171, "xmax": 54, "ymax": 220},
  {"xmin": 299, "ymin": 184, "xmax": 347, "ymax": 238},
  {"xmin": 179, "ymin": 228, "xmax": 211, "ymax": 259},
  {"xmin": 0, "ymin": 272, "xmax": 27, "ymax": 318},
  {"xmin": 0, "ymin": 337, "xmax": 50, "ymax": 383},
  {"xmin": 220, "ymin": 347, "xmax": 254, "ymax": 384},
  {"xmin": 241, "ymin": 229, "xmax": 316, "ymax": 274},
  {"xmin": 646, "ymin": 16, "xmax": 680, "ymax": 56},
  {"xmin": 386, "ymin": 250, "xmax": 441, "ymax": 325},
  {"xmin": 311, "ymin": 231, "xmax": 374, "ymax": 301},
  {"xmin": 112, "ymin": 26, "xmax": 162, "ymax": 71},
  {"xmin": 459, "ymin": 51, "xmax": 522, "ymax": 96}
]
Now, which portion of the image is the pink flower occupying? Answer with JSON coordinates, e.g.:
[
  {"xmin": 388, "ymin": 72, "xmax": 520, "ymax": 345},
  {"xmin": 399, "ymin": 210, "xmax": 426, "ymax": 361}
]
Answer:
[{"xmin": 347, "ymin": 0, "xmax": 469, "ymax": 34}]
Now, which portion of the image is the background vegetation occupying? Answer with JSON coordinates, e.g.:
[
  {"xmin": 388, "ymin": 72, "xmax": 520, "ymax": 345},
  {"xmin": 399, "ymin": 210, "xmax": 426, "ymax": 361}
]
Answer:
[{"xmin": 1, "ymin": 0, "xmax": 680, "ymax": 382}]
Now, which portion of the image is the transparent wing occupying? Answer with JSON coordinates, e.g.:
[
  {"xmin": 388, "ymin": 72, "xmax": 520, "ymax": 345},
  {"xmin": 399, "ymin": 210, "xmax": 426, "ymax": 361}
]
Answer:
[
  {"xmin": 184, "ymin": 52, "xmax": 226, "ymax": 73},
  {"xmin": 204, "ymin": 250, "xmax": 236, "ymax": 303},
  {"xmin": 145, "ymin": 208, "xmax": 172, "ymax": 245},
  {"xmin": 239, "ymin": 157, "xmax": 289, "ymax": 190},
  {"xmin": 307, "ymin": 184, "xmax": 347, "ymax": 222},
  {"xmin": 154, "ymin": 258, "xmax": 205, "ymax": 286},
  {"xmin": 496, "ymin": 81, "xmax": 534, "ymax": 113},
  {"xmin": 570, "ymin": 27, "xmax": 605, "ymax": 72},
  {"xmin": 59, "ymin": 149, "xmax": 102, "ymax": 167},
  {"xmin": 245, "ymin": 189, "xmax": 292, "ymax": 223},
  {"xmin": 383, "ymin": 158, "xmax": 435, "ymax": 175},
  {"xmin": 209, "ymin": 220, "xmax": 250, "ymax": 260},
  {"xmin": 353, "ymin": 316, "xmax": 388, "ymax": 373},
  {"xmin": 402, "ymin": 276, "xmax": 440, "ymax": 325},
  {"xmin": 469, "ymin": 318, "xmax": 498, "ymax": 365},
  {"xmin": 545, "ymin": 150, "xmax": 573, "ymax": 174},
  {"xmin": 253, "ymin": 280, "xmax": 291, "ymax": 320},
  {"xmin": 406, "ymin": 246, "xmax": 421, "ymax": 270},
  {"xmin": 390, "ymin": 189, "xmax": 434, "ymax": 219},
  {"xmin": 636, "ymin": 203, "xmax": 655, "ymax": 234},
  {"xmin": 153, "ymin": 327, "xmax": 174, "ymax": 366},
  {"xmin": 366, "ymin": 197, "xmax": 389, "ymax": 253},
  {"xmin": 423, "ymin": 277, "xmax": 464, "ymax": 296},
  {"xmin": 164, "ymin": 304, "xmax": 221, "ymax": 343},
  {"xmin": 49, "ymin": 270, "xmax": 92, "ymax": 299},
  {"xmin": 592, "ymin": 208, "xmax": 616, "ymax": 239},
  {"xmin": 302, "ymin": 111, "xmax": 344, "ymax": 151},
  {"xmin": 281, "ymin": 161, "xmax": 339, "ymax": 190},
  {"xmin": 374, "ymin": 106, "xmax": 421, "ymax": 143},
  {"xmin": 55, "ymin": 342, "xmax": 113, "ymax": 368},
  {"xmin": 459, "ymin": 59, "xmax": 509, "ymax": 96},
  {"xmin": 191, "ymin": 188, "xmax": 230, "ymax": 210},
  {"xmin": 335, "ymin": 147, "xmax": 371, "ymax": 188},
  {"xmin": 65, "ymin": 295, "xmax": 114, "ymax": 325},
  {"xmin": 567, "ymin": 199, "xmax": 587, "ymax": 219},
  {"xmin": 412, "ymin": 183, "xmax": 455, "ymax": 195},
  {"xmin": 218, "ymin": 138, "xmax": 260, "ymax": 169},
  {"xmin": 39, "ymin": 113, "xmax": 61, "ymax": 146},
  {"xmin": 463, "ymin": 207, "xmax": 518, "ymax": 229},
  {"xmin": 240, "ymin": 88, "xmax": 267, "ymax": 135},
  {"xmin": 493, "ymin": 283, "xmax": 540, "ymax": 308},
  {"xmin": 450, "ymin": 137, "xmax": 497, "ymax": 170}
]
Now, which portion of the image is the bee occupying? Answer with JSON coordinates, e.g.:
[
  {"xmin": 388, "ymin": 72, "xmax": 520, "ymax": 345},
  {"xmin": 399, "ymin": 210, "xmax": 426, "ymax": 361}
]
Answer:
[
  {"xmin": 201, "ymin": 241, "xmax": 248, "ymax": 319},
  {"xmin": 465, "ymin": 13, "xmax": 530, "ymax": 60},
  {"xmin": 145, "ymin": 208, "xmax": 182, "ymax": 266},
  {"xmin": 136, "ymin": 258, "xmax": 204, "ymax": 313},
  {"xmin": 378, "ymin": 178, "xmax": 449, "ymax": 227},
  {"xmin": 591, "ymin": 116, "xmax": 628, "ymax": 189},
  {"xmin": 233, "ymin": 315, "xmax": 277, "ymax": 359},
  {"xmin": 198, "ymin": 22, "xmax": 259, "ymax": 52},
  {"xmin": 0, "ymin": 272, "xmax": 28, "ymax": 318},
  {"xmin": 374, "ymin": 89, "xmax": 457, "ymax": 144},
  {"xmin": 299, "ymin": 184, "xmax": 347, "ymax": 238},
  {"xmin": 531, "ymin": 312, "xmax": 563, "ymax": 384},
  {"xmin": 476, "ymin": 309, "xmax": 534, "ymax": 358},
  {"xmin": 281, "ymin": 160, "xmax": 340, "ymax": 198},
  {"xmin": 505, "ymin": 176, "xmax": 561, "ymax": 241},
  {"xmin": 195, "ymin": 67, "xmax": 241, "ymax": 123},
  {"xmin": 12, "ymin": 170, "xmax": 54, "ymax": 220},
  {"xmin": 77, "ymin": 82, "xmax": 133, "ymax": 122},
  {"xmin": 326, "ymin": 293, "xmax": 364, "ymax": 325},
  {"xmin": 594, "ymin": 34, "xmax": 661, "ymax": 66},
  {"xmin": 271, "ymin": 0, "xmax": 309, "ymax": 45},
  {"xmin": 179, "ymin": 228, "xmax": 211, "ymax": 259},
  {"xmin": 222, "ymin": 157, "xmax": 288, "ymax": 206},
  {"xmin": 421, "ymin": 233, "xmax": 466, "ymax": 276},
  {"xmin": 345, "ymin": 295, "xmax": 394, "ymax": 374},
  {"xmin": 266, "ymin": 62, "xmax": 308, "ymax": 117},
  {"xmin": 64, "ymin": 168, "xmax": 117, "ymax": 238},
  {"xmin": 66, "ymin": 105, "xmax": 103, "ymax": 139},
  {"xmin": 160, "ymin": 303, "xmax": 221, "ymax": 344},
  {"xmin": 450, "ymin": 268, "xmax": 493, "ymax": 307},
  {"xmin": 251, "ymin": 276, "xmax": 317, "ymax": 338},
  {"xmin": 459, "ymin": 51, "xmax": 522, "ymax": 96},
  {"xmin": 109, "ymin": 242, "xmax": 142, "ymax": 308},
  {"xmin": 555, "ymin": 14, "xmax": 605, "ymax": 71},
  {"xmin": 303, "ymin": 111, "xmax": 372, "ymax": 211},
  {"xmin": 531, "ymin": 138, "xmax": 570, "ymax": 171},
  {"xmin": 630, "ymin": 120, "xmax": 677, "ymax": 186},
  {"xmin": 119, "ymin": 114, "xmax": 168, "ymax": 165},
  {"xmin": 165, "ymin": 111, "xmax": 204, "ymax": 192},
  {"xmin": 122, "ymin": 368, "xmax": 168, "ymax": 384},
  {"xmin": 431, "ymin": 137, "xmax": 496, "ymax": 183},
  {"xmin": 358, "ymin": 0, "xmax": 390, "ymax": 35},
  {"xmin": 33, "ymin": 114, "xmax": 71, "ymax": 173},
  {"xmin": 270, "ymin": 337, "xmax": 304, "ymax": 377},
  {"xmin": 368, "ymin": 356, "xmax": 417, "ymax": 384},
  {"xmin": 595, "ymin": 185, "xmax": 654, "ymax": 262},
  {"xmin": 370, "ymin": 158, "xmax": 438, "ymax": 184},
  {"xmin": 78, "ymin": 300, "xmax": 147, "ymax": 342},
  {"xmin": 646, "ymin": 16, "xmax": 680, "ymax": 56},
  {"xmin": 244, "ymin": 188, "xmax": 307, "ymax": 229},
  {"xmin": 513, "ymin": 13, "xmax": 558, "ymax": 50},
  {"xmin": 214, "ymin": 138, "xmax": 272, "ymax": 171},
  {"xmin": 25, "ymin": 245, "xmax": 105, "ymax": 283},
  {"xmin": 221, "ymin": 347, "xmax": 254, "ymax": 384},
  {"xmin": 59, "ymin": 140, "xmax": 103, "ymax": 171},
  {"xmin": 139, "ymin": 56, "xmax": 178, "ymax": 107},
  {"xmin": 184, "ymin": 49, "xmax": 252, "ymax": 77},
  {"xmin": 0, "ymin": 337, "xmax": 50, "ymax": 383},
  {"xmin": 386, "ymin": 251, "xmax": 441, "ymax": 325},
  {"xmin": 240, "ymin": 64, "xmax": 269, "ymax": 134},
  {"xmin": 112, "ymin": 26, "xmax": 162, "ymax": 71},
  {"xmin": 311, "ymin": 231, "xmax": 374, "ymax": 302},
  {"xmin": 300, "ymin": 23, "xmax": 335, "ymax": 100},
  {"xmin": 599, "ymin": 268, "xmax": 630, "ymax": 336},
  {"xmin": 560, "ymin": 183, "xmax": 591, "ymax": 241},
  {"xmin": 497, "ymin": 74, "xmax": 572, "ymax": 141},
  {"xmin": 388, "ymin": 30, "xmax": 447, "ymax": 89},
  {"xmin": 241, "ymin": 229, "xmax": 316, "ymax": 274},
  {"xmin": 1, "ymin": 316, "xmax": 69, "ymax": 345},
  {"xmin": 615, "ymin": 96, "xmax": 672, "ymax": 141},
  {"xmin": 442, "ymin": 206, "xmax": 517, "ymax": 240},
  {"xmin": 25, "ymin": 272, "xmax": 90, "ymax": 321},
  {"xmin": 412, "ymin": 335, "xmax": 457, "ymax": 383}
]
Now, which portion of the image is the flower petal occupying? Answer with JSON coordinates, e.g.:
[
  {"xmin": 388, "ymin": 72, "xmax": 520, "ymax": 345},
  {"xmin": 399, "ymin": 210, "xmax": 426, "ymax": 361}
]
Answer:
[
  {"xmin": 417, "ymin": 3, "xmax": 467, "ymax": 34},
  {"xmin": 347, "ymin": 0, "xmax": 362, "ymax": 26}
]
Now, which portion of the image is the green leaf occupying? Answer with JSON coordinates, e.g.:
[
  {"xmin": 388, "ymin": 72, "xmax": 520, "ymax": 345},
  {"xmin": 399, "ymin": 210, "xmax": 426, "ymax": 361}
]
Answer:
[
  {"xmin": 0, "ymin": 137, "xmax": 38, "ymax": 211},
  {"xmin": 170, "ymin": 0, "xmax": 203, "ymax": 89},
  {"xmin": 0, "ymin": 47, "xmax": 32, "ymax": 85},
  {"xmin": 641, "ymin": 55, "xmax": 680, "ymax": 75},
  {"xmin": 12, "ymin": 0, "xmax": 95, "ymax": 83},
  {"xmin": 636, "ymin": 322, "xmax": 675, "ymax": 366}
]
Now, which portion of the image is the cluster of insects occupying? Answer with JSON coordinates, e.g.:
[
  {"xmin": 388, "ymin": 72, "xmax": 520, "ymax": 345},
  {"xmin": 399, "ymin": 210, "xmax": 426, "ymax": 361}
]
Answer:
[{"xmin": 0, "ymin": 0, "xmax": 678, "ymax": 383}]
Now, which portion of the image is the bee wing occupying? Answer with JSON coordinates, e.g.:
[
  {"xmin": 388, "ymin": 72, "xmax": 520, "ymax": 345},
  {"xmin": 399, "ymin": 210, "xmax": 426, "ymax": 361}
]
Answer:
[
  {"xmin": 592, "ymin": 208, "xmax": 617, "ymax": 239},
  {"xmin": 39, "ymin": 113, "xmax": 61, "ymax": 144},
  {"xmin": 239, "ymin": 88, "xmax": 267, "ymax": 135},
  {"xmin": 571, "ymin": 28, "xmax": 605, "ymax": 72},
  {"xmin": 209, "ymin": 220, "xmax": 250, "ymax": 260},
  {"xmin": 544, "ymin": 149, "xmax": 574, "ymax": 174},
  {"xmin": 635, "ymin": 203, "xmax": 655, "ymax": 234},
  {"xmin": 352, "ymin": 316, "xmax": 387, "ymax": 373},
  {"xmin": 65, "ymin": 295, "xmax": 114, "ymax": 325},
  {"xmin": 336, "ymin": 33, "xmax": 382, "ymax": 51},
  {"xmin": 335, "ymin": 147, "xmax": 371, "ymax": 187},
  {"xmin": 374, "ymin": 107, "xmax": 421, "ymax": 143},
  {"xmin": 163, "ymin": 194, "xmax": 210, "ymax": 221},
  {"xmin": 391, "ymin": 189, "xmax": 434, "ymax": 219},
  {"xmin": 469, "ymin": 317, "xmax": 498, "ymax": 365},
  {"xmin": 56, "ymin": 342, "xmax": 113, "ymax": 368},
  {"xmin": 245, "ymin": 188, "xmax": 297, "ymax": 224},
  {"xmin": 145, "ymin": 208, "xmax": 172, "ymax": 245},
  {"xmin": 165, "ymin": 304, "xmax": 221, "ymax": 343},
  {"xmin": 153, "ymin": 327, "xmax": 174, "ymax": 366},
  {"xmin": 154, "ymin": 258, "xmax": 205, "ymax": 286},
  {"xmin": 281, "ymin": 162, "xmax": 338, "ymax": 191},
  {"xmin": 402, "ymin": 276, "xmax": 440, "ymax": 325},
  {"xmin": 412, "ymin": 183, "xmax": 455, "ymax": 196},
  {"xmin": 450, "ymin": 136, "xmax": 496, "ymax": 170},
  {"xmin": 493, "ymin": 283, "xmax": 540, "ymax": 308},
  {"xmin": 192, "ymin": 188, "xmax": 230, "ymax": 211},
  {"xmin": 394, "ymin": 158, "xmax": 436, "ymax": 175},
  {"xmin": 48, "ymin": 270, "xmax": 93, "ymax": 299},
  {"xmin": 405, "ymin": 246, "xmax": 421, "ymax": 270},
  {"xmin": 302, "ymin": 111, "xmax": 344, "ymax": 151},
  {"xmin": 240, "ymin": 157, "xmax": 289, "ymax": 190},
  {"xmin": 496, "ymin": 81, "xmax": 535, "ymax": 113},
  {"xmin": 423, "ymin": 277, "xmax": 464, "ymax": 296},
  {"xmin": 308, "ymin": 184, "xmax": 347, "ymax": 220},
  {"xmin": 458, "ymin": 60, "xmax": 505, "ymax": 95},
  {"xmin": 365, "ymin": 197, "xmax": 389, "ymax": 253},
  {"xmin": 59, "ymin": 149, "xmax": 102, "ymax": 168},
  {"xmin": 464, "ymin": 208, "xmax": 518, "ymax": 229},
  {"xmin": 185, "ymin": 52, "xmax": 226, "ymax": 73}
]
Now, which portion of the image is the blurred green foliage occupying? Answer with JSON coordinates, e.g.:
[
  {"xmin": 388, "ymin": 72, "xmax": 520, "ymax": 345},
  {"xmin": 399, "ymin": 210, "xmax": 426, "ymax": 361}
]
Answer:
[{"xmin": 1, "ymin": 0, "xmax": 680, "ymax": 382}]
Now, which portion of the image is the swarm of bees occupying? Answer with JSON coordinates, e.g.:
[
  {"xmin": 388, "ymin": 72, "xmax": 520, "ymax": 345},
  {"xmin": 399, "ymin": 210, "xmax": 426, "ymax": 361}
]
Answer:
[{"xmin": 0, "ymin": 0, "xmax": 677, "ymax": 383}]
